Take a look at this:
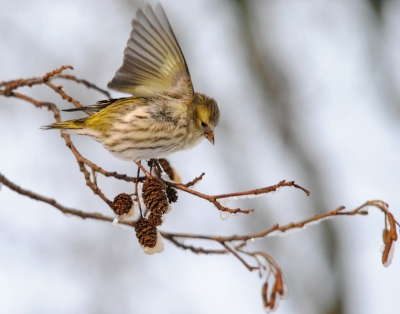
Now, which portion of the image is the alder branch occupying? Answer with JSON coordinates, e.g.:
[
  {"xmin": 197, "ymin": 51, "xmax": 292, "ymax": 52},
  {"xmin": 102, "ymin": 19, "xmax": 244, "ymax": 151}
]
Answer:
[
  {"xmin": 184, "ymin": 172, "xmax": 205, "ymax": 187},
  {"xmin": 162, "ymin": 233, "xmax": 228, "ymax": 255},
  {"xmin": 0, "ymin": 172, "xmax": 133, "ymax": 227},
  {"xmin": 54, "ymin": 73, "xmax": 111, "ymax": 98},
  {"xmin": 168, "ymin": 179, "xmax": 309, "ymax": 215},
  {"xmin": 1, "ymin": 66, "xmax": 398, "ymax": 313},
  {"xmin": 2, "ymin": 170, "xmax": 393, "ymax": 263},
  {"xmin": 0, "ymin": 65, "xmax": 73, "ymax": 92}
]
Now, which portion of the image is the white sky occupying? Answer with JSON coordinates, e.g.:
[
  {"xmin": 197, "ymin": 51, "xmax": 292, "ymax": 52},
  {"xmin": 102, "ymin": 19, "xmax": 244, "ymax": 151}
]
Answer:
[{"xmin": 1, "ymin": 0, "xmax": 400, "ymax": 313}]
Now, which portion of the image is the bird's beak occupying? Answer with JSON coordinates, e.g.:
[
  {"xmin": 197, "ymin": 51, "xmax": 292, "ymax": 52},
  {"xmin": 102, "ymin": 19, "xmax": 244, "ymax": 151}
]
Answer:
[{"xmin": 204, "ymin": 131, "xmax": 215, "ymax": 145}]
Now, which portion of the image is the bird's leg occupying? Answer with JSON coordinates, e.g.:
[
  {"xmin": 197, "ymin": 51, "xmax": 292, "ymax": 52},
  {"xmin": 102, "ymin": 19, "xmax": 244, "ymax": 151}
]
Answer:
[
  {"xmin": 136, "ymin": 161, "xmax": 151, "ymax": 176},
  {"xmin": 135, "ymin": 161, "xmax": 143, "ymax": 218},
  {"xmin": 148, "ymin": 159, "xmax": 155, "ymax": 175},
  {"xmin": 154, "ymin": 159, "xmax": 163, "ymax": 176}
]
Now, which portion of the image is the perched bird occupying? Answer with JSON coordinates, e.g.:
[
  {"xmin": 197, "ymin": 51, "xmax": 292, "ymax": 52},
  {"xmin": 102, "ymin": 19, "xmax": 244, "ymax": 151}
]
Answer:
[{"xmin": 44, "ymin": 4, "xmax": 219, "ymax": 162}]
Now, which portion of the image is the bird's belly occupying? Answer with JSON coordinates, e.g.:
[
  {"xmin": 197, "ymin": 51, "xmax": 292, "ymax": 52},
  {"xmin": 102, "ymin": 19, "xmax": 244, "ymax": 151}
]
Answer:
[
  {"xmin": 103, "ymin": 131, "xmax": 186, "ymax": 161},
  {"xmin": 108, "ymin": 144, "xmax": 179, "ymax": 161},
  {"xmin": 101, "ymin": 119, "xmax": 203, "ymax": 161}
]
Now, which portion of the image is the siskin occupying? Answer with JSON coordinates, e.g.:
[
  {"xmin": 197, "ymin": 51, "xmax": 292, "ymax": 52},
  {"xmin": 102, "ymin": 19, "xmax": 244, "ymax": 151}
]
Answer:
[{"xmin": 44, "ymin": 4, "xmax": 220, "ymax": 162}]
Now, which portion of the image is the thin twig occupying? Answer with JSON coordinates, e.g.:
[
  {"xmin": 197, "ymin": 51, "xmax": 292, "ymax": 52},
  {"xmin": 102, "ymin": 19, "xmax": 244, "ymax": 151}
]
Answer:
[
  {"xmin": 0, "ymin": 172, "xmax": 132, "ymax": 226},
  {"xmin": 1, "ymin": 65, "xmax": 73, "ymax": 92},
  {"xmin": 162, "ymin": 233, "xmax": 228, "ymax": 255},
  {"xmin": 221, "ymin": 242, "xmax": 258, "ymax": 271},
  {"xmin": 44, "ymin": 81, "xmax": 93, "ymax": 115},
  {"xmin": 53, "ymin": 73, "xmax": 111, "ymax": 98},
  {"xmin": 185, "ymin": 172, "xmax": 205, "ymax": 187},
  {"xmin": 1, "ymin": 68, "xmax": 398, "ymax": 313}
]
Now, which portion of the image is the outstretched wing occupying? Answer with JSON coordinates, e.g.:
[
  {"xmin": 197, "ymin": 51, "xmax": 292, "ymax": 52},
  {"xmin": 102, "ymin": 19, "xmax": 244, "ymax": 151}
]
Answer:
[{"xmin": 108, "ymin": 4, "xmax": 194, "ymax": 102}]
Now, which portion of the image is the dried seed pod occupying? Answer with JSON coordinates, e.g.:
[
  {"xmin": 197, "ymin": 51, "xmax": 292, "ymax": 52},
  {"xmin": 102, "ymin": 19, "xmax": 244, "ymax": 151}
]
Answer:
[
  {"xmin": 112, "ymin": 193, "xmax": 133, "ymax": 216},
  {"xmin": 157, "ymin": 158, "xmax": 174, "ymax": 180},
  {"xmin": 155, "ymin": 158, "xmax": 181, "ymax": 182},
  {"xmin": 166, "ymin": 185, "xmax": 178, "ymax": 203},
  {"xmin": 148, "ymin": 212, "xmax": 163, "ymax": 226},
  {"xmin": 142, "ymin": 177, "xmax": 169, "ymax": 215},
  {"xmin": 135, "ymin": 218, "xmax": 158, "ymax": 248}
]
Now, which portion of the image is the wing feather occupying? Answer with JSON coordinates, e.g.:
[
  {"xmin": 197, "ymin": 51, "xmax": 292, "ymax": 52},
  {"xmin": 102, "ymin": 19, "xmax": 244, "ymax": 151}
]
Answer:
[
  {"xmin": 63, "ymin": 98, "xmax": 130, "ymax": 112},
  {"xmin": 108, "ymin": 4, "xmax": 194, "ymax": 102}
]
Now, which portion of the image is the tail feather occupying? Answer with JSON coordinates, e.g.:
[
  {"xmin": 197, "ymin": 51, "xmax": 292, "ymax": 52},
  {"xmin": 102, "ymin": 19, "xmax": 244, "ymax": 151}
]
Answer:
[{"xmin": 42, "ymin": 118, "xmax": 86, "ymax": 130}]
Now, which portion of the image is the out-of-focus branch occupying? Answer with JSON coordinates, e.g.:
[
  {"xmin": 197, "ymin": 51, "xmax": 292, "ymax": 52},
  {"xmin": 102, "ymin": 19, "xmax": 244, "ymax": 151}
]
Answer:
[{"xmin": 230, "ymin": 1, "xmax": 347, "ymax": 312}]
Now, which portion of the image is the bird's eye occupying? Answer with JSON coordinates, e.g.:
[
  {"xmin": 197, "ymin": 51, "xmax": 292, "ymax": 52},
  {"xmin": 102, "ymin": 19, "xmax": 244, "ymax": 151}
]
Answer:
[{"xmin": 201, "ymin": 121, "xmax": 208, "ymax": 127}]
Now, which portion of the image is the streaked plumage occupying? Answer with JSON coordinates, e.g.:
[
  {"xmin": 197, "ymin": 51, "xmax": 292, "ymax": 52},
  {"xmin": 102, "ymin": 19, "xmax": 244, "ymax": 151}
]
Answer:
[{"xmin": 44, "ymin": 4, "xmax": 219, "ymax": 162}]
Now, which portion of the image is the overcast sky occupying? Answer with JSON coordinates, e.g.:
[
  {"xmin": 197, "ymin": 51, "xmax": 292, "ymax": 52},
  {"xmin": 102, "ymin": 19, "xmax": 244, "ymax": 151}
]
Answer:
[{"xmin": 1, "ymin": 0, "xmax": 400, "ymax": 313}]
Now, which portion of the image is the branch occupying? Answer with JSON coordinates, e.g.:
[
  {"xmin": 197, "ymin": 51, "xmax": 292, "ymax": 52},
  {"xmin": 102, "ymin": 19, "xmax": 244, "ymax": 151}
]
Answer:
[
  {"xmin": 0, "ymin": 172, "xmax": 132, "ymax": 226},
  {"xmin": 0, "ymin": 65, "xmax": 73, "ymax": 92},
  {"xmin": 1, "ymin": 66, "xmax": 397, "ymax": 313},
  {"xmin": 54, "ymin": 73, "xmax": 111, "ymax": 98},
  {"xmin": 169, "ymin": 179, "xmax": 309, "ymax": 215}
]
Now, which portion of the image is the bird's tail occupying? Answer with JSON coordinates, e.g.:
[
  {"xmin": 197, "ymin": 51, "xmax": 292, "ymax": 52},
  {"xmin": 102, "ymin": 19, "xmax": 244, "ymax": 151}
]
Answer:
[{"xmin": 42, "ymin": 118, "xmax": 86, "ymax": 131}]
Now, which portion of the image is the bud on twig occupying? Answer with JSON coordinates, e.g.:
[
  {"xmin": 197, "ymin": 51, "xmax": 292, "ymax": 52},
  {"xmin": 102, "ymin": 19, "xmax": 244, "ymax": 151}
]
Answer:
[{"xmin": 166, "ymin": 185, "xmax": 178, "ymax": 203}]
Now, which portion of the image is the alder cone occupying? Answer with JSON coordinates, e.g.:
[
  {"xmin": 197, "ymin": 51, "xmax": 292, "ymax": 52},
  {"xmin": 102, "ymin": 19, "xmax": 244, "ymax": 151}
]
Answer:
[
  {"xmin": 142, "ymin": 177, "xmax": 169, "ymax": 215},
  {"xmin": 157, "ymin": 158, "xmax": 174, "ymax": 180},
  {"xmin": 112, "ymin": 193, "xmax": 133, "ymax": 216},
  {"xmin": 135, "ymin": 218, "xmax": 158, "ymax": 248},
  {"xmin": 148, "ymin": 212, "xmax": 163, "ymax": 226}
]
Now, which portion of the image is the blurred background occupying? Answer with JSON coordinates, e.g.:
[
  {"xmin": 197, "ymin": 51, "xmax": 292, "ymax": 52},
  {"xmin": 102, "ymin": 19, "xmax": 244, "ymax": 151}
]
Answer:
[{"xmin": 1, "ymin": 0, "xmax": 400, "ymax": 313}]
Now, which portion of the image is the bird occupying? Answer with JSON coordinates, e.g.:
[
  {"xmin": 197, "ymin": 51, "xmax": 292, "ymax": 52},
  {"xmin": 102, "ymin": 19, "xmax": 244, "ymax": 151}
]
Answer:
[{"xmin": 44, "ymin": 3, "xmax": 219, "ymax": 163}]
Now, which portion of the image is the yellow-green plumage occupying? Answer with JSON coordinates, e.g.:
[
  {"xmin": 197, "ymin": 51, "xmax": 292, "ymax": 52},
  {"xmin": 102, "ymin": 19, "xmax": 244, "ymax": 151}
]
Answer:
[{"xmin": 44, "ymin": 4, "xmax": 219, "ymax": 162}]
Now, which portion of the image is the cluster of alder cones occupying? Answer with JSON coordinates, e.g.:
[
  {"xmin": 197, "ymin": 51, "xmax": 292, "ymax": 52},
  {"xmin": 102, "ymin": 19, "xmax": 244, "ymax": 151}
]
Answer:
[{"xmin": 111, "ymin": 159, "xmax": 178, "ymax": 249}]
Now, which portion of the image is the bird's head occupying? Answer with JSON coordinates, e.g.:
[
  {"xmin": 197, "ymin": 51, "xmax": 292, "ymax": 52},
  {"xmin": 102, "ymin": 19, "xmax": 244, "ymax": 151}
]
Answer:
[{"xmin": 191, "ymin": 93, "xmax": 220, "ymax": 145}]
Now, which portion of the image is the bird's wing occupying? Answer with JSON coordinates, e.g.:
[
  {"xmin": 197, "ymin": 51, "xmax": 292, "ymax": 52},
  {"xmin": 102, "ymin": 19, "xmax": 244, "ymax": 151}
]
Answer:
[
  {"xmin": 108, "ymin": 4, "xmax": 194, "ymax": 103},
  {"xmin": 62, "ymin": 98, "xmax": 128, "ymax": 112}
]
